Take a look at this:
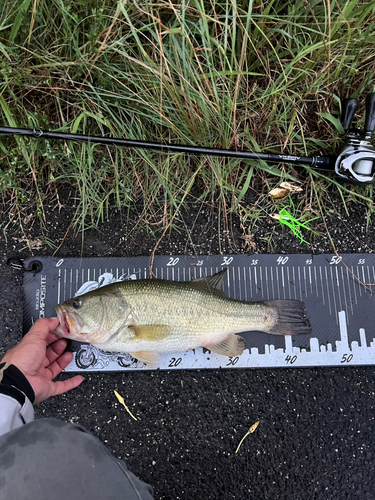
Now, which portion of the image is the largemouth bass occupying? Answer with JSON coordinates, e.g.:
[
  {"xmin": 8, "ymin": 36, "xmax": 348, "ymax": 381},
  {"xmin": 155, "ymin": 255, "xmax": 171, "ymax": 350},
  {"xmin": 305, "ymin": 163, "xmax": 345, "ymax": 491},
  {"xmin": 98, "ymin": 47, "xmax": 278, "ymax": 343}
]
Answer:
[{"xmin": 55, "ymin": 270, "xmax": 311, "ymax": 367}]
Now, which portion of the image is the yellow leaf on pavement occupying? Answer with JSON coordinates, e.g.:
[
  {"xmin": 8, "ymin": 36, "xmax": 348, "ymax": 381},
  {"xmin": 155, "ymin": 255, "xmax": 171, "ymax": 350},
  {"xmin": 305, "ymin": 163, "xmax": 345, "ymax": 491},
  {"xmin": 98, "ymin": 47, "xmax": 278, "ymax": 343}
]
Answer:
[{"xmin": 114, "ymin": 390, "xmax": 138, "ymax": 421}]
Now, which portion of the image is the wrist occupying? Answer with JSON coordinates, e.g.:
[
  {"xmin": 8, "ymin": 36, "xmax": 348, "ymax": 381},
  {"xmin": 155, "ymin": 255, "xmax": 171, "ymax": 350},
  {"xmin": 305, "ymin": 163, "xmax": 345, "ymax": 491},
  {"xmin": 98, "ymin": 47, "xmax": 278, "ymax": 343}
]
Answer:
[{"xmin": 0, "ymin": 362, "xmax": 35, "ymax": 404}]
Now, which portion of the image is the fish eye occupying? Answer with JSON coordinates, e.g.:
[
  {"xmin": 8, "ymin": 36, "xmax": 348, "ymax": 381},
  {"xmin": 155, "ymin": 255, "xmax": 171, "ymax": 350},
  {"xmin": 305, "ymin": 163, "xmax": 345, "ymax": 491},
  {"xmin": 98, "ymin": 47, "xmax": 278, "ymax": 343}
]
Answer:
[{"xmin": 72, "ymin": 299, "xmax": 82, "ymax": 309}]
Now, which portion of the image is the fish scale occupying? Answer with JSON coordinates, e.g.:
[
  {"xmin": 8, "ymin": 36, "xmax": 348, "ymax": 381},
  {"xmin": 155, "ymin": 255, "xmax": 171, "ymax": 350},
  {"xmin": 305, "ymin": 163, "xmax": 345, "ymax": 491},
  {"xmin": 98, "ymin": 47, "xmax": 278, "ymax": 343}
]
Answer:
[{"xmin": 54, "ymin": 273, "xmax": 310, "ymax": 367}]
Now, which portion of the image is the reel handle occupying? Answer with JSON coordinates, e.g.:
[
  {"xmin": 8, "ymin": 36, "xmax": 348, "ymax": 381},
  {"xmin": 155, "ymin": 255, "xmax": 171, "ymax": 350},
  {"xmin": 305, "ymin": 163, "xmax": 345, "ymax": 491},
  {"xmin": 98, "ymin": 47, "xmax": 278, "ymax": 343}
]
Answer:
[
  {"xmin": 341, "ymin": 98, "xmax": 359, "ymax": 132},
  {"xmin": 364, "ymin": 93, "xmax": 375, "ymax": 137}
]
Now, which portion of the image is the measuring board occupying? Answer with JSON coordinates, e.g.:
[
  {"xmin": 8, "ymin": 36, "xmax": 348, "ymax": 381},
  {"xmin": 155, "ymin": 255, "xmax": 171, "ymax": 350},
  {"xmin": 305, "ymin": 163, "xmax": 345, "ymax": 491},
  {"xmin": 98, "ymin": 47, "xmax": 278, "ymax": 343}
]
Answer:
[{"xmin": 22, "ymin": 254, "xmax": 375, "ymax": 372}]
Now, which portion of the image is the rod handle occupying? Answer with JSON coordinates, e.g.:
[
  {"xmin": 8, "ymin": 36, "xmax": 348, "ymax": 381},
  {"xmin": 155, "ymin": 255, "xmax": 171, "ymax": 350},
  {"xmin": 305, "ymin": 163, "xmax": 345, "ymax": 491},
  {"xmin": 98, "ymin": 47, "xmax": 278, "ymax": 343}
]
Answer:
[
  {"xmin": 341, "ymin": 98, "xmax": 359, "ymax": 132},
  {"xmin": 364, "ymin": 93, "xmax": 375, "ymax": 136}
]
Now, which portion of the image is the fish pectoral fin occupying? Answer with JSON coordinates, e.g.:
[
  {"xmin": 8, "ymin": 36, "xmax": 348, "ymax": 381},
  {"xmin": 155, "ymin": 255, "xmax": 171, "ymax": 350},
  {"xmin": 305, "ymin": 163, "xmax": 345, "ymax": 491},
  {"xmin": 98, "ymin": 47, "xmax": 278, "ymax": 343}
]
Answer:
[
  {"xmin": 130, "ymin": 351, "xmax": 160, "ymax": 368},
  {"xmin": 129, "ymin": 324, "xmax": 171, "ymax": 341},
  {"xmin": 205, "ymin": 334, "xmax": 245, "ymax": 357}
]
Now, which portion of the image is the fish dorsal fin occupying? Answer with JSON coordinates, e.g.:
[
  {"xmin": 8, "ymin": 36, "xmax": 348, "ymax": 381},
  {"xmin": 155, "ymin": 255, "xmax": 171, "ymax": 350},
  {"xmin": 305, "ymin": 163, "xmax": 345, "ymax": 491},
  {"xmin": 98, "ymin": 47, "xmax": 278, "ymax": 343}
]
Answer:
[
  {"xmin": 130, "ymin": 351, "xmax": 161, "ymax": 367},
  {"xmin": 189, "ymin": 269, "xmax": 228, "ymax": 298},
  {"xmin": 204, "ymin": 334, "xmax": 245, "ymax": 357},
  {"xmin": 129, "ymin": 324, "xmax": 171, "ymax": 341}
]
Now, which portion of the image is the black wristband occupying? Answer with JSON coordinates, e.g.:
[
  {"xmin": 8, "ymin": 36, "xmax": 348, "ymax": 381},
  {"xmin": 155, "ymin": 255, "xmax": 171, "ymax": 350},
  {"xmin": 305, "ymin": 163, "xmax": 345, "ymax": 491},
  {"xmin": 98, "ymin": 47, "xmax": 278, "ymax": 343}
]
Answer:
[
  {"xmin": 0, "ymin": 362, "xmax": 35, "ymax": 403},
  {"xmin": 0, "ymin": 384, "xmax": 27, "ymax": 406}
]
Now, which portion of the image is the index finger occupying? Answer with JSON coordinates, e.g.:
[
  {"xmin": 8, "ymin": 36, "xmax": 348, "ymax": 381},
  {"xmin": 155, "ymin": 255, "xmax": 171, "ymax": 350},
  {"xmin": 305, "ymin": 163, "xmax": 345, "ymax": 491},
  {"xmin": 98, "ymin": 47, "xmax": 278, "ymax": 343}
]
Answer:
[{"xmin": 46, "ymin": 332, "xmax": 60, "ymax": 345}]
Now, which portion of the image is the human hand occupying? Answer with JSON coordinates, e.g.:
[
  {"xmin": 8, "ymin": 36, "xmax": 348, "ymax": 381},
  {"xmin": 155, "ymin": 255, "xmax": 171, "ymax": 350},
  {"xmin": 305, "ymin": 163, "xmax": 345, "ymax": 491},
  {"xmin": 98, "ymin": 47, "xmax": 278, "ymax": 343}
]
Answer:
[{"xmin": 1, "ymin": 318, "xmax": 84, "ymax": 404}]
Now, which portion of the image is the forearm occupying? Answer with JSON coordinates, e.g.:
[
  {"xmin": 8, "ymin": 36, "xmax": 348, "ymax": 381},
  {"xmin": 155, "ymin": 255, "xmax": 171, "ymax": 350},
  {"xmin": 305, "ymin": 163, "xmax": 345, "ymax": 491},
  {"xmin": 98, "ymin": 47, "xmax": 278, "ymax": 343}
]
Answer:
[{"xmin": 0, "ymin": 362, "xmax": 35, "ymax": 436}]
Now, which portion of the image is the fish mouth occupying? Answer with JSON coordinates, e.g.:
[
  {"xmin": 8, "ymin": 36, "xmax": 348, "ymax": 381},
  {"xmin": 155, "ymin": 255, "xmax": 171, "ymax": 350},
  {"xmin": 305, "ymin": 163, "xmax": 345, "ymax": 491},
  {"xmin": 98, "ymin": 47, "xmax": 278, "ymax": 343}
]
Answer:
[
  {"xmin": 61, "ymin": 311, "xmax": 71, "ymax": 335},
  {"xmin": 55, "ymin": 309, "xmax": 79, "ymax": 337}
]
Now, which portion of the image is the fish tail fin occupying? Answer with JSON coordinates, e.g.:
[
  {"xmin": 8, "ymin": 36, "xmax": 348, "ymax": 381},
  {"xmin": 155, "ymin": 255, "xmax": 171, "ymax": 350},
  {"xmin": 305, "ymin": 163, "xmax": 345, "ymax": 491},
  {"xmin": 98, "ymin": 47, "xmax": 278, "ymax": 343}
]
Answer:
[{"xmin": 265, "ymin": 300, "xmax": 311, "ymax": 336}]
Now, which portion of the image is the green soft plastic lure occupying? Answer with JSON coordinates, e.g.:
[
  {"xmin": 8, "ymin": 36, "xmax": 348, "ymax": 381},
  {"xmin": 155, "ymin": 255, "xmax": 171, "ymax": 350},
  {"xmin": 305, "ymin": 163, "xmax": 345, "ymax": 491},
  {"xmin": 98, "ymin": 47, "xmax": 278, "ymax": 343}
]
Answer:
[{"xmin": 269, "ymin": 201, "xmax": 318, "ymax": 245}]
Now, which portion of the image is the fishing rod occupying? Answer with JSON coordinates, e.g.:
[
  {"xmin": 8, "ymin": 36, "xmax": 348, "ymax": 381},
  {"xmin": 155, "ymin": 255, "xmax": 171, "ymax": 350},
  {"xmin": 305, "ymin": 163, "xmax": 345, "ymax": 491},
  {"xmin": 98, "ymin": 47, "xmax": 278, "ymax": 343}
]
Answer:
[{"xmin": 1, "ymin": 93, "xmax": 374, "ymax": 184}]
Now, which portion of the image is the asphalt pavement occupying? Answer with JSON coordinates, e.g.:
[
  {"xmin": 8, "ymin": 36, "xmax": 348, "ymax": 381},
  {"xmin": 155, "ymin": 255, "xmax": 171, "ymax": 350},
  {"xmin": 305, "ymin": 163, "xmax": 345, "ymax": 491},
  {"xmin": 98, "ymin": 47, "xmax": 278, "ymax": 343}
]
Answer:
[{"xmin": 1, "ymin": 198, "xmax": 374, "ymax": 500}]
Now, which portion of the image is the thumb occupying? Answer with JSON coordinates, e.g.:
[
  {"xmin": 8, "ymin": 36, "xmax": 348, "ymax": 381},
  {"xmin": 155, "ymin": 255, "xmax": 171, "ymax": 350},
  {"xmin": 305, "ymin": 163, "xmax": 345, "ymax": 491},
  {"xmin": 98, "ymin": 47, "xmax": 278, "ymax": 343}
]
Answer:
[
  {"xmin": 44, "ymin": 376, "xmax": 85, "ymax": 402},
  {"xmin": 26, "ymin": 318, "xmax": 60, "ymax": 342}
]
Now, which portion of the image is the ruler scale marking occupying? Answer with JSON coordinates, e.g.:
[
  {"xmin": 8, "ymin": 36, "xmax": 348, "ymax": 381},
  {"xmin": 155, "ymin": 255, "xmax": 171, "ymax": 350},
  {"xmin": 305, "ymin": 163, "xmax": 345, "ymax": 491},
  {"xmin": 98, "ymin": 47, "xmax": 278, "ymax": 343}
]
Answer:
[
  {"xmin": 276, "ymin": 267, "xmax": 281, "ymax": 299},
  {"xmin": 335, "ymin": 266, "xmax": 343, "ymax": 313},
  {"xmin": 264, "ymin": 267, "xmax": 268, "ymax": 299},
  {"xmin": 63, "ymin": 268, "xmax": 67, "ymax": 301},
  {"xmin": 254, "ymin": 267, "xmax": 257, "ymax": 297},
  {"xmin": 345, "ymin": 267, "xmax": 354, "ymax": 316},
  {"xmin": 362, "ymin": 266, "xmax": 366, "ymax": 293},
  {"xmin": 287, "ymin": 267, "xmax": 291, "ymax": 299},
  {"xmin": 357, "ymin": 266, "xmax": 362, "ymax": 297},
  {"xmin": 365, "ymin": 266, "xmax": 371, "ymax": 295},
  {"xmin": 57, "ymin": 269, "xmax": 61, "ymax": 304},
  {"xmin": 248, "ymin": 267, "xmax": 252, "ymax": 299},
  {"xmin": 341, "ymin": 267, "xmax": 349, "ymax": 323},
  {"xmin": 351, "ymin": 266, "xmax": 358, "ymax": 305},
  {"xmin": 314, "ymin": 266, "xmax": 318, "ymax": 298},
  {"xmin": 319, "ymin": 267, "xmax": 325, "ymax": 305},
  {"xmin": 281, "ymin": 266, "xmax": 285, "ymax": 299},
  {"xmin": 329, "ymin": 266, "xmax": 338, "ymax": 324},
  {"xmin": 324, "ymin": 267, "xmax": 332, "ymax": 316},
  {"xmin": 232, "ymin": 267, "xmax": 237, "ymax": 300},
  {"xmin": 298, "ymin": 267, "xmax": 302, "ymax": 301}
]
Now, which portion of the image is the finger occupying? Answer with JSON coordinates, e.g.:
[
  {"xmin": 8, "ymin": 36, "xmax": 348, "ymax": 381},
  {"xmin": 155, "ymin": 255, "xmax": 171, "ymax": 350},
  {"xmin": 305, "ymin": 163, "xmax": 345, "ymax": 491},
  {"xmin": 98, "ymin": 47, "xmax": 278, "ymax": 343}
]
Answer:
[
  {"xmin": 50, "ymin": 376, "xmax": 85, "ymax": 397},
  {"xmin": 45, "ymin": 351, "xmax": 74, "ymax": 379},
  {"xmin": 43, "ymin": 339, "xmax": 68, "ymax": 367},
  {"xmin": 25, "ymin": 318, "xmax": 61, "ymax": 343},
  {"xmin": 34, "ymin": 375, "xmax": 85, "ymax": 403},
  {"xmin": 46, "ymin": 332, "xmax": 60, "ymax": 345}
]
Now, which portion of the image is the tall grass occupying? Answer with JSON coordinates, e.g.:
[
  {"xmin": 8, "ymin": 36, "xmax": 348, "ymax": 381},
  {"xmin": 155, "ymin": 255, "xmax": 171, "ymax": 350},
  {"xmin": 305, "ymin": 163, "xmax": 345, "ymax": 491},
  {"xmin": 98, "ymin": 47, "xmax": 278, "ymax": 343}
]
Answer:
[{"xmin": 0, "ymin": 0, "xmax": 375, "ymax": 234}]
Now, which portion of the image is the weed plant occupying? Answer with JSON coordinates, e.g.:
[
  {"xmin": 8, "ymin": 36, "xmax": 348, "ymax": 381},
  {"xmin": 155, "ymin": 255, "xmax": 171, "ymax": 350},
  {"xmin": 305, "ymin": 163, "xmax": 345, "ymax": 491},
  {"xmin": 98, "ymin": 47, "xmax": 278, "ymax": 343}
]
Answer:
[{"xmin": 0, "ymin": 0, "xmax": 375, "ymax": 240}]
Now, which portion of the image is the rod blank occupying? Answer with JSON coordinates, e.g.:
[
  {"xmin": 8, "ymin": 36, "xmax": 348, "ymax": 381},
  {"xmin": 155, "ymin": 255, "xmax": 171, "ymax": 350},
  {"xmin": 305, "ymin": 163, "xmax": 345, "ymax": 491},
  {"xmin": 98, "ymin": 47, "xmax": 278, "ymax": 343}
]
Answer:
[{"xmin": 0, "ymin": 126, "xmax": 336, "ymax": 170}]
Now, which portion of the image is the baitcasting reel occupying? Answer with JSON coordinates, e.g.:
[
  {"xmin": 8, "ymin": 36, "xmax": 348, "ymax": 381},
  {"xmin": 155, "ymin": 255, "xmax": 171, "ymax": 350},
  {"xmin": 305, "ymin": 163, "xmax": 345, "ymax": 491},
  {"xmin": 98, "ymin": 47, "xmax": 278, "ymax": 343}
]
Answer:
[
  {"xmin": 0, "ymin": 93, "xmax": 374, "ymax": 184},
  {"xmin": 335, "ymin": 93, "xmax": 375, "ymax": 184}
]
